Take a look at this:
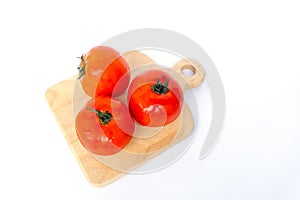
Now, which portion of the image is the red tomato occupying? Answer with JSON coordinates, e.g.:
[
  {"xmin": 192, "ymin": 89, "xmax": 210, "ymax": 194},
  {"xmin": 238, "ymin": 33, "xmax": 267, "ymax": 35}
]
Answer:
[
  {"xmin": 128, "ymin": 70, "xmax": 183, "ymax": 127},
  {"xmin": 78, "ymin": 46, "xmax": 130, "ymax": 97},
  {"xmin": 75, "ymin": 96, "xmax": 135, "ymax": 156}
]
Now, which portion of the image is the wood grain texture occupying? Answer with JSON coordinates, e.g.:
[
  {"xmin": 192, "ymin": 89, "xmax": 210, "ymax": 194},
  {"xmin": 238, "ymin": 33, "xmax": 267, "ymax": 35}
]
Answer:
[{"xmin": 45, "ymin": 50, "xmax": 205, "ymax": 187}]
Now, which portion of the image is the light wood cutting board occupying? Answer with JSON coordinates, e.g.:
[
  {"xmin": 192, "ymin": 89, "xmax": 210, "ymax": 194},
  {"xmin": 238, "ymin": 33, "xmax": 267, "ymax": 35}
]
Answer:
[{"xmin": 45, "ymin": 50, "xmax": 205, "ymax": 187}]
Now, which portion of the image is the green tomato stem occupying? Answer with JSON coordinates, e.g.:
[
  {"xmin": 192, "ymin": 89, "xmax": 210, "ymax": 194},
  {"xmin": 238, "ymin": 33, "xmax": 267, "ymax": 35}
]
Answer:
[
  {"xmin": 86, "ymin": 107, "xmax": 112, "ymax": 125},
  {"xmin": 77, "ymin": 54, "xmax": 85, "ymax": 79},
  {"xmin": 151, "ymin": 75, "xmax": 170, "ymax": 95}
]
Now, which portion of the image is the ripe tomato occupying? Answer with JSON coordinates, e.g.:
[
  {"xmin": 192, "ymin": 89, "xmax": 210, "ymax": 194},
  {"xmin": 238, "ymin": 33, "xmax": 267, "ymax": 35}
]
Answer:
[
  {"xmin": 128, "ymin": 70, "xmax": 183, "ymax": 127},
  {"xmin": 78, "ymin": 46, "xmax": 130, "ymax": 97},
  {"xmin": 75, "ymin": 96, "xmax": 135, "ymax": 156}
]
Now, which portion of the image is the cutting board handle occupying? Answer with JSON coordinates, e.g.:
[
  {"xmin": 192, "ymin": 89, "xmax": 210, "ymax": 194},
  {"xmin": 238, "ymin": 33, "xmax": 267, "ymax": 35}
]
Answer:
[{"xmin": 172, "ymin": 58, "xmax": 205, "ymax": 91}]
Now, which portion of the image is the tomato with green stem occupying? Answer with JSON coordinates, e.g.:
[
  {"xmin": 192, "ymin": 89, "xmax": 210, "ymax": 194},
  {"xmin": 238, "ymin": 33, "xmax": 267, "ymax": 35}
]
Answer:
[
  {"xmin": 77, "ymin": 46, "xmax": 130, "ymax": 97},
  {"xmin": 75, "ymin": 96, "xmax": 134, "ymax": 156},
  {"xmin": 128, "ymin": 70, "xmax": 183, "ymax": 127}
]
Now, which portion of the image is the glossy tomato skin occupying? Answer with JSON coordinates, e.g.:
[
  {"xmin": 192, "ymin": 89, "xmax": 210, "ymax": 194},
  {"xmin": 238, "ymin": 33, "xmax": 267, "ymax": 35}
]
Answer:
[
  {"xmin": 79, "ymin": 46, "xmax": 130, "ymax": 97},
  {"xmin": 75, "ymin": 96, "xmax": 134, "ymax": 156},
  {"xmin": 128, "ymin": 70, "xmax": 183, "ymax": 127}
]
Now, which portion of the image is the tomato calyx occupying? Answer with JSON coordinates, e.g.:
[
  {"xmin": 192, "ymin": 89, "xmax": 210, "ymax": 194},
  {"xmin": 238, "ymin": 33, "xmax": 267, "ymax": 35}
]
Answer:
[
  {"xmin": 77, "ymin": 54, "xmax": 86, "ymax": 79},
  {"xmin": 151, "ymin": 75, "xmax": 170, "ymax": 95},
  {"xmin": 86, "ymin": 107, "xmax": 112, "ymax": 125}
]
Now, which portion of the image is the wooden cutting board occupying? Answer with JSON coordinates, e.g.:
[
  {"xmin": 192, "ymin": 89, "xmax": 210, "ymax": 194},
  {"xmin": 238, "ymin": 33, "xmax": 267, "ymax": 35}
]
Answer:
[{"xmin": 45, "ymin": 50, "xmax": 205, "ymax": 187}]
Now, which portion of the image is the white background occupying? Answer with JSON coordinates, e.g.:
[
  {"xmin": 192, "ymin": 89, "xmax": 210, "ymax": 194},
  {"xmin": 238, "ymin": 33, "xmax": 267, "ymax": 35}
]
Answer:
[{"xmin": 0, "ymin": 0, "xmax": 299, "ymax": 199}]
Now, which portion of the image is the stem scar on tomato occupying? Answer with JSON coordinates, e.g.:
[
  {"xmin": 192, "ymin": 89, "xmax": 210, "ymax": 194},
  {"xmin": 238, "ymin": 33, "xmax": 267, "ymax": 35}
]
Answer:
[
  {"xmin": 86, "ymin": 107, "xmax": 112, "ymax": 125},
  {"xmin": 151, "ymin": 75, "xmax": 170, "ymax": 94}
]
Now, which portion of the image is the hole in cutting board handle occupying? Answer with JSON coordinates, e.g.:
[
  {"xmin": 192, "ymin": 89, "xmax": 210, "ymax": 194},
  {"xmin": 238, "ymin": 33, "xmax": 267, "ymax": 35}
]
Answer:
[{"xmin": 181, "ymin": 65, "xmax": 196, "ymax": 77}]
